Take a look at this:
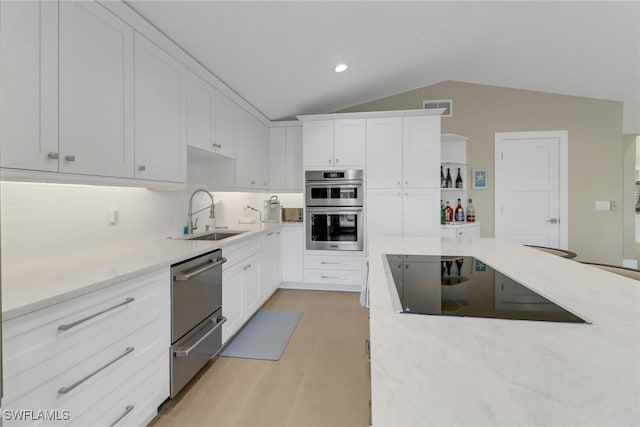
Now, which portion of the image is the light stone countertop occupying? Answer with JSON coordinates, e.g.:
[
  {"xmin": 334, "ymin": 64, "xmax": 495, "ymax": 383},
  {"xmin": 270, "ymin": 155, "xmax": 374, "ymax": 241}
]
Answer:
[
  {"xmin": 368, "ymin": 237, "xmax": 640, "ymax": 427},
  {"xmin": 1, "ymin": 225, "xmax": 281, "ymax": 320}
]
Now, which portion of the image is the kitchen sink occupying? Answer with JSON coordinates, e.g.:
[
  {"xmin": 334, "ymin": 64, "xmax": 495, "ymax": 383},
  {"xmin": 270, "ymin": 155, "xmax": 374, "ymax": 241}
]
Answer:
[{"xmin": 187, "ymin": 231, "xmax": 246, "ymax": 241}]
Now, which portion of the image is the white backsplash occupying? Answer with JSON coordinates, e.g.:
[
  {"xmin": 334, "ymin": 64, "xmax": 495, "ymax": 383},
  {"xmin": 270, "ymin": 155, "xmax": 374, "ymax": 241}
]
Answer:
[{"xmin": 0, "ymin": 181, "xmax": 302, "ymax": 267}]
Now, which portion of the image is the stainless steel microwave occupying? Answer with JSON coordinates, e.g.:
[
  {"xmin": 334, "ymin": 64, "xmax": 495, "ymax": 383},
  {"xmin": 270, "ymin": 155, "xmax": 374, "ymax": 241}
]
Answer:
[{"xmin": 305, "ymin": 170, "xmax": 364, "ymax": 207}]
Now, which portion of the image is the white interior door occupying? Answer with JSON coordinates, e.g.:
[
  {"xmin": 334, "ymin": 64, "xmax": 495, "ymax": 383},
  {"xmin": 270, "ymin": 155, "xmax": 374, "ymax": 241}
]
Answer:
[{"xmin": 495, "ymin": 131, "xmax": 568, "ymax": 248}]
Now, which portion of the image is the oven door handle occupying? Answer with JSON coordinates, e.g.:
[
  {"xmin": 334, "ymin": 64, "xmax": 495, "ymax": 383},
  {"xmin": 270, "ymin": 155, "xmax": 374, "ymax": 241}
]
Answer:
[
  {"xmin": 306, "ymin": 207, "xmax": 363, "ymax": 214},
  {"xmin": 174, "ymin": 316, "xmax": 227, "ymax": 358},
  {"xmin": 173, "ymin": 257, "xmax": 227, "ymax": 281},
  {"xmin": 305, "ymin": 180, "xmax": 363, "ymax": 187}
]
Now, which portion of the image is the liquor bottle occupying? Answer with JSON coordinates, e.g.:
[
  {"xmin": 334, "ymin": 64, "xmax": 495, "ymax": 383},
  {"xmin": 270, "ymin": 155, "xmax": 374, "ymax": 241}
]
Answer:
[
  {"xmin": 445, "ymin": 201, "xmax": 454, "ymax": 223},
  {"xmin": 455, "ymin": 168, "xmax": 463, "ymax": 188},
  {"xmin": 466, "ymin": 198, "xmax": 475, "ymax": 222},
  {"xmin": 455, "ymin": 198, "xmax": 464, "ymax": 222},
  {"xmin": 440, "ymin": 200, "xmax": 445, "ymax": 225},
  {"xmin": 440, "ymin": 166, "xmax": 445, "ymax": 188},
  {"xmin": 445, "ymin": 168, "xmax": 452, "ymax": 188}
]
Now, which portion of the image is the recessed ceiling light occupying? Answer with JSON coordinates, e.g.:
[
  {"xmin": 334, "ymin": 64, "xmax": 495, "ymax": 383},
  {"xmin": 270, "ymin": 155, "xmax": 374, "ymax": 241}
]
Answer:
[{"xmin": 334, "ymin": 63, "xmax": 348, "ymax": 73}]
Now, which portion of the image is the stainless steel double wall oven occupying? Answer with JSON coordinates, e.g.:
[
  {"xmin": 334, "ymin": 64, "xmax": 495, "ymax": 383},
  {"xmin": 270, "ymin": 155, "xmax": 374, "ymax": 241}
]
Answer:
[{"xmin": 305, "ymin": 170, "xmax": 364, "ymax": 251}]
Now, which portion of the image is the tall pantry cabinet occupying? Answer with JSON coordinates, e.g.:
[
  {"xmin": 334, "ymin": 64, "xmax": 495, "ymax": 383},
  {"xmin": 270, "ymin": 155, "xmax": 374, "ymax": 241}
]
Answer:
[{"xmin": 367, "ymin": 115, "xmax": 441, "ymax": 238}]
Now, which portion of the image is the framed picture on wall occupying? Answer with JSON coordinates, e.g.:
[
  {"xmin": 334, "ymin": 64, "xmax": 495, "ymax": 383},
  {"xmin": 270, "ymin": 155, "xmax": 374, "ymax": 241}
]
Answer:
[{"xmin": 472, "ymin": 169, "xmax": 487, "ymax": 190}]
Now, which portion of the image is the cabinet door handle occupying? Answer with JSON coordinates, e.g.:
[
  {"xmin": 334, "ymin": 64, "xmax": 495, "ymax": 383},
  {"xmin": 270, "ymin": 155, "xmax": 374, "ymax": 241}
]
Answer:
[
  {"xmin": 320, "ymin": 275, "xmax": 340, "ymax": 279},
  {"xmin": 397, "ymin": 181, "xmax": 401, "ymax": 186},
  {"xmin": 65, "ymin": 154, "xmax": 76, "ymax": 162},
  {"xmin": 328, "ymin": 159, "xmax": 332, "ymax": 164},
  {"xmin": 47, "ymin": 152, "xmax": 59, "ymax": 160},
  {"xmin": 138, "ymin": 165, "xmax": 146, "ymax": 172},
  {"xmin": 320, "ymin": 261, "xmax": 347, "ymax": 265},
  {"xmin": 109, "ymin": 405, "xmax": 134, "ymax": 427},
  {"xmin": 267, "ymin": 232, "xmax": 274, "ymax": 236},
  {"xmin": 546, "ymin": 218, "xmax": 560, "ymax": 224},
  {"xmin": 58, "ymin": 347, "xmax": 135, "ymax": 394},
  {"xmin": 335, "ymin": 158, "xmax": 339, "ymax": 164},
  {"xmin": 251, "ymin": 180, "xmax": 256, "ymax": 185},
  {"xmin": 397, "ymin": 192, "xmax": 401, "ymax": 196},
  {"xmin": 405, "ymin": 181, "xmax": 408, "ymax": 185},
  {"xmin": 58, "ymin": 297, "xmax": 135, "ymax": 331}
]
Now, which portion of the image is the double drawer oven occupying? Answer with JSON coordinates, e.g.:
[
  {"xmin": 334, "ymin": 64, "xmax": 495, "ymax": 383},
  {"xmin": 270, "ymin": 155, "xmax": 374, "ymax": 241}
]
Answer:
[{"xmin": 305, "ymin": 170, "xmax": 364, "ymax": 251}]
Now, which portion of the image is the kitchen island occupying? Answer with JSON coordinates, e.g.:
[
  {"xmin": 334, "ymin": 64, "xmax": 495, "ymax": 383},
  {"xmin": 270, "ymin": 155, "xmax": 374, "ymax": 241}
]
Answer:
[{"xmin": 368, "ymin": 237, "xmax": 640, "ymax": 427}]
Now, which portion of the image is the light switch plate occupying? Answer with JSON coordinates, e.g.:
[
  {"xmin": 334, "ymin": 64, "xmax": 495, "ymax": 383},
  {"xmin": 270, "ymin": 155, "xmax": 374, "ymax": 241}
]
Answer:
[{"xmin": 595, "ymin": 201, "xmax": 611, "ymax": 211}]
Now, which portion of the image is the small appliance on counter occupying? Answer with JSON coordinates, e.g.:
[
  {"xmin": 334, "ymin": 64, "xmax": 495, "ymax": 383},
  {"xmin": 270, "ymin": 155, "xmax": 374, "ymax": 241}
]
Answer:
[
  {"xmin": 282, "ymin": 207, "xmax": 303, "ymax": 222},
  {"xmin": 264, "ymin": 195, "xmax": 282, "ymax": 223}
]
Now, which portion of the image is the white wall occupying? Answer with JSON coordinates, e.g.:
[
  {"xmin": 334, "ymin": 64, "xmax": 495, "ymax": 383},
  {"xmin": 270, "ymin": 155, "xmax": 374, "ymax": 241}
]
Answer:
[{"xmin": 0, "ymin": 181, "xmax": 302, "ymax": 267}]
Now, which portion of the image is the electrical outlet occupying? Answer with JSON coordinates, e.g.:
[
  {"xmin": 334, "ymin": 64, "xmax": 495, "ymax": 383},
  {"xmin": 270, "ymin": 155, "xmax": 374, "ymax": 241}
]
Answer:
[{"xmin": 108, "ymin": 208, "xmax": 119, "ymax": 224}]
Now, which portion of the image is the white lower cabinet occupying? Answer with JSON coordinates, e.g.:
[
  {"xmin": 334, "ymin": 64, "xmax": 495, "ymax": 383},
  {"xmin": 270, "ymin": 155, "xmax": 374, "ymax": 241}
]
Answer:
[
  {"xmin": 222, "ymin": 232, "xmax": 285, "ymax": 344},
  {"xmin": 282, "ymin": 224, "xmax": 304, "ymax": 283},
  {"xmin": 1, "ymin": 268, "xmax": 170, "ymax": 427},
  {"xmin": 303, "ymin": 254, "xmax": 367, "ymax": 291},
  {"xmin": 441, "ymin": 222, "xmax": 480, "ymax": 239},
  {"xmin": 260, "ymin": 230, "xmax": 283, "ymax": 300}
]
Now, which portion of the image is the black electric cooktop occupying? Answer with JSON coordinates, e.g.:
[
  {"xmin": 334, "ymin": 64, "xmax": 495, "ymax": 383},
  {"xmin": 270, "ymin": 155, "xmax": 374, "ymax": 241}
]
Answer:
[{"xmin": 384, "ymin": 255, "xmax": 587, "ymax": 323}]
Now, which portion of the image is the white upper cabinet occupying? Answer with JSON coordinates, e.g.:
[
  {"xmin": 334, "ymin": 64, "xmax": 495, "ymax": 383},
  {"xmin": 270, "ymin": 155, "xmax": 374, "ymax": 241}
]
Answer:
[
  {"xmin": 186, "ymin": 70, "xmax": 236, "ymax": 159},
  {"xmin": 366, "ymin": 117, "xmax": 403, "ymax": 189},
  {"xmin": 303, "ymin": 120, "xmax": 334, "ymax": 167},
  {"xmin": 269, "ymin": 125, "xmax": 303, "ymax": 191},
  {"xmin": 186, "ymin": 70, "xmax": 215, "ymax": 153},
  {"xmin": 402, "ymin": 116, "xmax": 441, "ymax": 188},
  {"xmin": 134, "ymin": 33, "xmax": 186, "ymax": 183},
  {"xmin": 302, "ymin": 119, "xmax": 366, "ymax": 167},
  {"xmin": 214, "ymin": 91, "xmax": 236, "ymax": 158},
  {"xmin": 269, "ymin": 128, "xmax": 287, "ymax": 190},
  {"xmin": 0, "ymin": 0, "xmax": 58, "ymax": 171},
  {"xmin": 59, "ymin": 1, "xmax": 134, "ymax": 178},
  {"xmin": 236, "ymin": 107, "xmax": 269, "ymax": 189},
  {"xmin": 285, "ymin": 126, "xmax": 303, "ymax": 190},
  {"xmin": 334, "ymin": 119, "xmax": 366, "ymax": 166}
]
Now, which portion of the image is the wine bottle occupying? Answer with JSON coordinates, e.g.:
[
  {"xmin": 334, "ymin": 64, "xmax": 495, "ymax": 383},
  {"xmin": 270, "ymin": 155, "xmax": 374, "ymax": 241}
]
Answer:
[
  {"xmin": 440, "ymin": 166, "xmax": 445, "ymax": 188},
  {"xmin": 445, "ymin": 201, "xmax": 453, "ymax": 223},
  {"xmin": 455, "ymin": 168, "xmax": 463, "ymax": 188},
  {"xmin": 455, "ymin": 198, "xmax": 464, "ymax": 222},
  {"xmin": 440, "ymin": 200, "xmax": 445, "ymax": 225},
  {"xmin": 466, "ymin": 198, "xmax": 475, "ymax": 222},
  {"xmin": 455, "ymin": 258, "xmax": 464, "ymax": 275},
  {"xmin": 445, "ymin": 168, "xmax": 452, "ymax": 188}
]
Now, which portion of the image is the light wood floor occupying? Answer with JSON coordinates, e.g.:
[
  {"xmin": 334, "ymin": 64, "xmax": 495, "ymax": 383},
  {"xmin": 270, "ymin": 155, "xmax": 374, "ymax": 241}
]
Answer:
[{"xmin": 149, "ymin": 289, "xmax": 371, "ymax": 427}]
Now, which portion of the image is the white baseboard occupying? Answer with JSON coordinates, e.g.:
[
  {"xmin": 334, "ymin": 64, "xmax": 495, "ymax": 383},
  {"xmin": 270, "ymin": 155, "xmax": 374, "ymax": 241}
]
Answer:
[
  {"xmin": 622, "ymin": 259, "xmax": 638, "ymax": 269},
  {"xmin": 278, "ymin": 281, "xmax": 360, "ymax": 292}
]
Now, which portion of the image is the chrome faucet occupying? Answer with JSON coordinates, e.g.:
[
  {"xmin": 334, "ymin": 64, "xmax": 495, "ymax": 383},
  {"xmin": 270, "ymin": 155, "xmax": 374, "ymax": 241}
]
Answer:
[{"xmin": 188, "ymin": 189, "xmax": 215, "ymax": 234}]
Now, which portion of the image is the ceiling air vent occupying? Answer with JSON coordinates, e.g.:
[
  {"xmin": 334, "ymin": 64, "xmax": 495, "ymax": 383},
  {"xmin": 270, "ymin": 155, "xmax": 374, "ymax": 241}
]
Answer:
[{"xmin": 423, "ymin": 99, "xmax": 452, "ymax": 117}]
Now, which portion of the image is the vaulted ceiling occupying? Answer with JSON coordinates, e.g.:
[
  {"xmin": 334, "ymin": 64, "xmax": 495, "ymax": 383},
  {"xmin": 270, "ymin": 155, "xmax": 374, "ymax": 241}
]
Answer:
[{"xmin": 126, "ymin": 1, "xmax": 640, "ymax": 133}]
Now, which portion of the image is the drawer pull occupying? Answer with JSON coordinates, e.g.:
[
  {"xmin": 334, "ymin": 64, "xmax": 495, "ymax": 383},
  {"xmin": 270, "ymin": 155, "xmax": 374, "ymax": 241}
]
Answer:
[
  {"xmin": 320, "ymin": 275, "xmax": 340, "ymax": 279},
  {"xmin": 58, "ymin": 347, "xmax": 135, "ymax": 394},
  {"xmin": 58, "ymin": 297, "xmax": 135, "ymax": 331},
  {"xmin": 320, "ymin": 261, "xmax": 347, "ymax": 265},
  {"xmin": 109, "ymin": 405, "xmax": 134, "ymax": 427},
  {"xmin": 174, "ymin": 257, "xmax": 227, "ymax": 281},
  {"xmin": 174, "ymin": 316, "xmax": 227, "ymax": 358}
]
